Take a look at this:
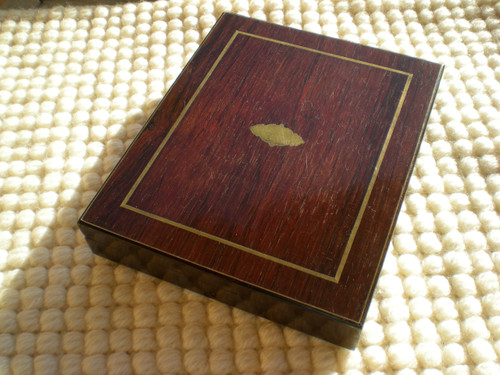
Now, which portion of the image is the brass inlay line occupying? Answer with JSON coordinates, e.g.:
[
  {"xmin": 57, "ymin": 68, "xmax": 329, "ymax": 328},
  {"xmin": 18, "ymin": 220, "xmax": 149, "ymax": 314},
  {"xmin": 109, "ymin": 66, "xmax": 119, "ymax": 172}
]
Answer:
[
  {"xmin": 125, "ymin": 205, "xmax": 339, "ymax": 281},
  {"xmin": 359, "ymin": 63, "xmax": 444, "ymax": 321},
  {"xmin": 120, "ymin": 30, "xmax": 412, "ymax": 284},
  {"xmin": 237, "ymin": 31, "xmax": 412, "ymax": 76},
  {"xmin": 249, "ymin": 123, "xmax": 305, "ymax": 147},
  {"xmin": 334, "ymin": 73, "xmax": 413, "ymax": 279},
  {"xmin": 122, "ymin": 31, "xmax": 241, "ymax": 205},
  {"xmin": 79, "ymin": 14, "xmax": 228, "ymax": 221}
]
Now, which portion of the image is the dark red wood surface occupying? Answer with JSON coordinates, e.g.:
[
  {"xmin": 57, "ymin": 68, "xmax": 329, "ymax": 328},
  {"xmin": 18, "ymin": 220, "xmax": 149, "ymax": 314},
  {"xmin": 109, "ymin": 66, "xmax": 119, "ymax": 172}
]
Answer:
[{"xmin": 80, "ymin": 13, "xmax": 443, "ymax": 329}]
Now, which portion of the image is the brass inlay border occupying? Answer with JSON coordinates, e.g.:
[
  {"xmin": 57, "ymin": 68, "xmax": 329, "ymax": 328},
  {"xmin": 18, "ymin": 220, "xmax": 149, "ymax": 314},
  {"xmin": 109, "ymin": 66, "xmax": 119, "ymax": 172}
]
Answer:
[
  {"xmin": 239, "ymin": 31, "xmax": 413, "ymax": 75},
  {"xmin": 335, "ymin": 75, "xmax": 412, "ymax": 277},
  {"xmin": 78, "ymin": 13, "xmax": 229, "ymax": 221},
  {"xmin": 358, "ymin": 63, "xmax": 444, "ymax": 322},
  {"xmin": 120, "ymin": 31, "xmax": 413, "ymax": 283},
  {"xmin": 125, "ymin": 205, "xmax": 334, "ymax": 281}
]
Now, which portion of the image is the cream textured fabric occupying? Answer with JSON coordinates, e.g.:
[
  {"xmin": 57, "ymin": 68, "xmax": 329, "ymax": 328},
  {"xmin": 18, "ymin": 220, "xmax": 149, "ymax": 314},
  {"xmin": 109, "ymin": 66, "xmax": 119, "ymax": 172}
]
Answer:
[{"xmin": 0, "ymin": 0, "xmax": 499, "ymax": 374}]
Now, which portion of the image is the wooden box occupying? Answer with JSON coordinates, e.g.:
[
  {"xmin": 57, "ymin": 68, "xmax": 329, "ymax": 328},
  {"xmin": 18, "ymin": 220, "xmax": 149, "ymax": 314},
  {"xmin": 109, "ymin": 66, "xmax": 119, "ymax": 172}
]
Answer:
[{"xmin": 79, "ymin": 13, "xmax": 443, "ymax": 349}]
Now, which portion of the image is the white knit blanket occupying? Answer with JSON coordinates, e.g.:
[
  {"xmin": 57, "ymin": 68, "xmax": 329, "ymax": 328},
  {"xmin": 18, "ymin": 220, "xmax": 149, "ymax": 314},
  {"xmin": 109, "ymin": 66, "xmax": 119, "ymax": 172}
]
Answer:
[{"xmin": 0, "ymin": 1, "xmax": 499, "ymax": 374}]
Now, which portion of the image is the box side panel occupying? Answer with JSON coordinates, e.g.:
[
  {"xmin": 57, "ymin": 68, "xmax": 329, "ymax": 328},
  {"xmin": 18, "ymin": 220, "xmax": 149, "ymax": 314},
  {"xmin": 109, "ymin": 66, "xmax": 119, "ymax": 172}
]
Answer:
[{"xmin": 78, "ymin": 220, "xmax": 360, "ymax": 349}]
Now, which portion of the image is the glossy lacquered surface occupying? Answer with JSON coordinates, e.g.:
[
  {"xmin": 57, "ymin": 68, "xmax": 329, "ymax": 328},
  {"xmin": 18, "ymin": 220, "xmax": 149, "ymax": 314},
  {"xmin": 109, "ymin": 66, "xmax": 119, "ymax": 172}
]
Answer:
[{"xmin": 79, "ymin": 13, "xmax": 443, "ymax": 348}]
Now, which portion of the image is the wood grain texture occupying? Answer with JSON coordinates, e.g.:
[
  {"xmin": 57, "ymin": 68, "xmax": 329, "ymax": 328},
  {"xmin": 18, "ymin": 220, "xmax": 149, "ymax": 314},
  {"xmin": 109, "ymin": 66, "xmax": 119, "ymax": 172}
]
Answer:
[{"xmin": 79, "ymin": 13, "xmax": 443, "ymax": 348}]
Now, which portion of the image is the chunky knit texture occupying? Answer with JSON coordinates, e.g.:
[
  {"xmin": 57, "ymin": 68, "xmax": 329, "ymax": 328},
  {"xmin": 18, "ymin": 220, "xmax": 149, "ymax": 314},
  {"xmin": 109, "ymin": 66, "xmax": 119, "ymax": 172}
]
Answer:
[{"xmin": 0, "ymin": 0, "xmax": 499, "ymax": 374}]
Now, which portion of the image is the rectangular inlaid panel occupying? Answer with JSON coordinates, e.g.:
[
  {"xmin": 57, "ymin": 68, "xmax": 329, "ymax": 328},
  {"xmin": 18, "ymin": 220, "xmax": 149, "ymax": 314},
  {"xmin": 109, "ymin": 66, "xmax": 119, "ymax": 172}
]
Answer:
[{"xmin": 122, "ymin": 31, "xmax": 412, "ymax": 282}]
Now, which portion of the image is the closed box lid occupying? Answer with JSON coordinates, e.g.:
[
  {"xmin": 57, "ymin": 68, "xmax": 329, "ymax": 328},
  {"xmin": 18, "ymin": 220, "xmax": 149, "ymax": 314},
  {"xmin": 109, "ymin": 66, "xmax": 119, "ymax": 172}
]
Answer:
[{"xmin": 80, "ymin": 13, "xmax": 443, "ymax": 332}]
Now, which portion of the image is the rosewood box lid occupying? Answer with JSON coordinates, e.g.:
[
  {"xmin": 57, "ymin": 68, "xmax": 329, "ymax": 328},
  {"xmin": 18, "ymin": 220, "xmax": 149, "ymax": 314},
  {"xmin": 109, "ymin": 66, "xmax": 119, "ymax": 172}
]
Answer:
[{"xmin": 79, "ymin": 13, "xmax": 443, "ymax": 348}]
